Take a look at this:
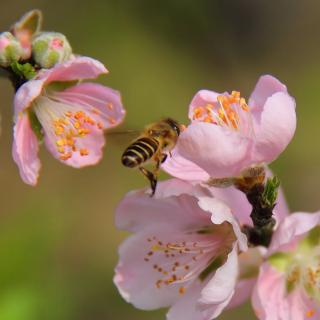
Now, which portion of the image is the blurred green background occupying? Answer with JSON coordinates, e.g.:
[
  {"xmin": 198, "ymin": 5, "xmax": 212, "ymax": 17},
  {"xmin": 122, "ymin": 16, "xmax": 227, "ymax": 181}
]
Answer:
[{"xmin": 0, "ymin": 0, "xmax": 319, "ymax": 319}]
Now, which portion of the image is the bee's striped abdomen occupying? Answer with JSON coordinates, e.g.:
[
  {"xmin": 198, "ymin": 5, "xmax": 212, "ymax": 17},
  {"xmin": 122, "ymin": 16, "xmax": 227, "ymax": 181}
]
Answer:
[{"xmin": 121, "ymin": 137, "xmax": 159, "ymax": 168}]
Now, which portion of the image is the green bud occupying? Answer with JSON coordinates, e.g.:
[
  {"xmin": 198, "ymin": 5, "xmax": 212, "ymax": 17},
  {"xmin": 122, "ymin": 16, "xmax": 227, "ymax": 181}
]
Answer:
[
  {"xmin": 32, "ymin": 32, "xmax": 72, "ymax": 68},
  {"xmin": 262, "ymin": 176, "xmax": 280, "ymax": 208},
  {"xmin": 0, "ymin": 32, "xmax": 23, "ymax": 67}
]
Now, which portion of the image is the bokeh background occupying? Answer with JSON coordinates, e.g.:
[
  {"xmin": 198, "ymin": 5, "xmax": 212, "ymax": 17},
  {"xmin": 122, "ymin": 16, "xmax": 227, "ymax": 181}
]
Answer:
[{"xmin": 0, "ymin": 1, "xmax": 319, "ymax": 319}]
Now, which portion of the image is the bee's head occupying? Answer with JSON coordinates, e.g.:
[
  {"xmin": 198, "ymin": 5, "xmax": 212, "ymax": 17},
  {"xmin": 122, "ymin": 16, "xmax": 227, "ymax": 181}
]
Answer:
[{"xmin": 164, "ymin": 118, "xmax": 181, "ymax": 136}]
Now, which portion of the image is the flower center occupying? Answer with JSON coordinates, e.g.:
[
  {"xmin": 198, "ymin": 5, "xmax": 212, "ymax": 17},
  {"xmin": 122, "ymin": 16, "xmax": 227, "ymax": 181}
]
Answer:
[
  {"xmin": 143, "ymin": 223, "xmax": 235, "ymax": 296},
  {"xmin": 286, "ymin": 253, "xmax": 320, "ymax": 299},
  {"xmin": 192, "ymin": 91, "xmax": 253, "ymax": 135},
  {"xmin": 33, "ymin": 96, "xmax": 104, "ymax": 161}
]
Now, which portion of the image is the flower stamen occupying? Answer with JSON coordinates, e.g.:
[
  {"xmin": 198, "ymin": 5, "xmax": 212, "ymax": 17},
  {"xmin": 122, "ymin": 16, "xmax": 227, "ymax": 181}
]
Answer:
[{"xmin": 192, "ymin": 91, "xmax": 250, "ymax": 132}]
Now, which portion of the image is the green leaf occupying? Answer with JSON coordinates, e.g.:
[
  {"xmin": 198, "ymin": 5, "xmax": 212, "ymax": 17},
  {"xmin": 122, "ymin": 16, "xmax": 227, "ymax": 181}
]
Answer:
[{"xmin": 10, "ymin": 62, "xmax": 36, "ymax": 80}]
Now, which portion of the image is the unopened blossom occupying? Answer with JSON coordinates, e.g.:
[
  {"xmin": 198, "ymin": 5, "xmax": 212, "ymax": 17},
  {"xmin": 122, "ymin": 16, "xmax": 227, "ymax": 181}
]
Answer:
[
  {"xmin": 114, "ymin": 179, "xmax": 247, "ymax": 320},
  {"xmin": 32, "ymin": 32, "xmax": 72, "ymax": 68},
  {"xmin": 0, "ymin": 32, "xmax": 23, "ymax": 67},
  {"xmin": 13, "ymin": 56, "xmax": 125, "ymax": 185},
  {"xmin": 163, "ymin": 75, "xmax": 296, "ymax": 182},
  {"xmin": 11, "ymin": 9, "xmax": 42, "ymax": 60},
  {"xmin": 252, "ymin": 212, "xmax": 320, "ymax": 320}
]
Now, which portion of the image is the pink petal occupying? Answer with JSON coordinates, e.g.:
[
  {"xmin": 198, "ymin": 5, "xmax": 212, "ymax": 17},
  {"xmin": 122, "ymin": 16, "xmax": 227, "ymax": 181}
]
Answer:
[
  {"xmin": 248, "ymin": 75, "xmax": 288, "ymax": 112},
  {"xmin": 198, "ymin": 245, "xmax": 238, "ymax": 319},
  {"xmin": 114, "ymin": 230, "xmax": 180, "ymax": 310},
  {"xmin": 188, "ymin": 90, "xmax": 220, "ymax": 121},
  {"xmin": 162, "ymin": 148, "xmax": 210, "ymax": 181},
  {"xmin": 209, "ymin": 186, "xmax": 252, "ymax": 226},
  {"xmin": 252, "ymin": 263, "xmax": 286, "ymax": 320},
  {"xmin": 227, "ymin": 278, "xmax": 256, "ymax": 310},
  {"xmin": 44, "ymin": 125, "xmax": 105, "ymax": 168},
  {"xmin": 55, "ymin": 82, "xmax": 125, "ymax": 128},
  {"xmin": 176, "ymin": 122, "xmax": 252, "ymax": 178},
  {"xmin": 251, "ymin": 92, "xmax": 296, "ymax": 164},
  {"xmin": 167, "ymin": 282, "xmax": 209, "ymax": 320},
  {"xmin": 269, "ymin": 211, "xmax": 320, "ymax": 253},
  {"xmin": 227, "ymin": 247, "xmax": 265, "ymax": 309},
  {"xmin": 115, "ymin": 179, "xmax": 211, "ymax": 233},
  {"xmin": 44, "ymin": 56, "xmax": 108, "ymax": 83},
  {"xmin": 197, "ymin": 197, "xmax": 248, "ymax": 251},
  {"xmin": 12, "ymin": 113, "xmax": 41, "ymax": 185},
  {"xmin": 13, "ymin": 56, "xmax": 109, "ymax": 117},
  {"xmin": 14, "ymin": 79, "xmax": 45, "ymax": 117}
]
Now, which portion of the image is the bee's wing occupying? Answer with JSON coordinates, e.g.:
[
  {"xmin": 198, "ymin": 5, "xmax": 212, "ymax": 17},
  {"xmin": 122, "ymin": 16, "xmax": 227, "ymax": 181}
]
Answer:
[
  {"xmin": 107, "ymin": 129, "xmax": 140, "ymax": 136},
  {"xmin": 107, "ymin": 129, "xmax": 141, "ymax": 145}
]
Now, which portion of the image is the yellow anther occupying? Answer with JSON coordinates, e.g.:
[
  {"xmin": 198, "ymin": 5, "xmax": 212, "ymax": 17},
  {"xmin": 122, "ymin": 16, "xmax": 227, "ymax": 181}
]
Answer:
[
  {"xmin": 60, "ymin": 152, "xmax": 72, "ymax": 161},
  {"xmin": 108, "ymin": 116, "xmax": 116, "ymax": 125},
  {"xmin": 66, "ymin": 138, "xmax": 75, "ymax": 147},
  {"xmin": 151, "ymin": 245, "xmax": 163, "ymax": 251},
  {"xmin": 193, "ymin": 106, "xmax": 205, "ymax": 119},
  {"xmin": 74, "ymin": 121, "xmax": 81, "ymax": 129},
  {"xmin": 80, "ymin": 148, "xmax": 89, "ymax": 156},
  {"xmin": 74, "ymin": 111, "xmax": 85, "ymax": 119},
  {"xmin": 179, "ymin": 287, "xmax": 186, "ymax": 295},
  {"xmin": 240, "ymin": 97, "xmax": 249, "ymax": 111},
  {"xmin": 306, "ymin": 309, "xmax": 315, "ymax": 318},
  {"xmin": 57, "ymin": 147, "xmax": 65, "ymax": 154},
  {"xmin": 156, "ymin": 280, "xmax": 162, "ymax": 288},
  {"xmin": 55, "ymin": 126, "xmax": 64, "ymax": 135},
  {"xmin": 56, "ymin": 139, "xmax": 66, "ymax": 146},
  {"xmin": 231, "ymin": 91, "xmax": 240, "ymax": 102},
  {"xmin": 78, "ymin": 128, "xmax": 90, "ymax": 136},
  {"xmin": 203, "ymin": 116, "xmax": 213, "ymax": 123}
]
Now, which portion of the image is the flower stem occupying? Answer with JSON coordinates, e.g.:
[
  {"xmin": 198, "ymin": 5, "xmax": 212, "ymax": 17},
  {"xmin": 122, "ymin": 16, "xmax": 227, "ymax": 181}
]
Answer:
[{"xmin": 235, "ymin": 169, "xmax": 280, "ymax": 247}]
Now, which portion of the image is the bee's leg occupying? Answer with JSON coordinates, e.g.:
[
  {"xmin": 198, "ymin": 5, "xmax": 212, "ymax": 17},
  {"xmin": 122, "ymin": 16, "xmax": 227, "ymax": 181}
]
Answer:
[
  {"xmin": 139, "ymin": 167, "xmax": 157, "ymax": 196},
  {"xmin": 147, "ymin": 154, "xmax": 167, "ymax": 196},
  {"xmin": 155, "ymin": 153, "xmax": 167, "ymax": 171},
  {"xmin": 140, "ymin": 154, "xmax": 167, "ymax": 197},
  {"xmin": 160, "ymin": 153, "xmax": 168, "ymax": 164}
]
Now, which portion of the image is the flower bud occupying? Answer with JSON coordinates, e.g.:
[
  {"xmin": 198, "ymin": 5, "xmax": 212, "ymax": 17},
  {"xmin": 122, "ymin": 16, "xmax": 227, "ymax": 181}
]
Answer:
[
  {"xmin": 0, "ymin": 32, "xmax": 23, "ymax": 67},
  {"xmin": 32, "ymin": 32, "xmax": 72, "ymax": 68},
  {"xmin": 11, "ymin": 9, "xmax": 43, "ymax": 60}
]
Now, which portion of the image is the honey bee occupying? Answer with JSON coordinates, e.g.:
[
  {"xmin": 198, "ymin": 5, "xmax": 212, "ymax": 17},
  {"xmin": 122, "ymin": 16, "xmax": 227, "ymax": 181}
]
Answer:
[{"xmin": 121, "ymin": 118, "xmax": 182, "ymax": 196}]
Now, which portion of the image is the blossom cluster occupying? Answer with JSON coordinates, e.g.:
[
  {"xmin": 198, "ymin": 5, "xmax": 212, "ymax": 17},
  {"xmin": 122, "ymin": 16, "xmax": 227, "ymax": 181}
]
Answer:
[
  {"xmin": 1, "ymin": 9, "xmax": 319, "ymax": 320},
  {"xmin": 114, "ymin": 75, "xmax": 320, "ymax": 320},
  {"xmin": 0, "ymin": 10, "xmax": 125, "ymax": 185}
]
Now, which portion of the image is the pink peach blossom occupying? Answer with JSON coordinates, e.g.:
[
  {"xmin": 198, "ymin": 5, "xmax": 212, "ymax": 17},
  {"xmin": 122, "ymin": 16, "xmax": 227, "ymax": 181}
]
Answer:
[
  {"xmin": 13, "ymin": 56, "xmax": 125, "ymax": 185},
  {"xmin": 163, "ymin": 75, "xmax": 296, "ymax": 182},
  {"xmin": 114, "ymin": 179, "xmax": 247, "ymax": 320},
  {"xmin": 252, "ymin": 212, "xmax": 320, "ymax": 320}
]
